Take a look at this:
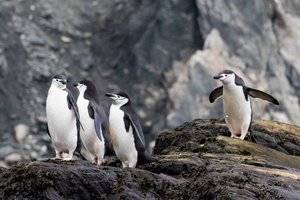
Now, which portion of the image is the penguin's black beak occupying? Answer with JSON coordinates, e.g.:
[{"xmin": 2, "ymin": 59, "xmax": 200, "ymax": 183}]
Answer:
[
  {"xmin": 59, "ymin": 79, "xmax": 67, "ymax": 84},
  {"xmin": 213, "ymin": 75, "xmax": 222, "ymax": 79},
  {"xmin": 105, "ymin": 93, "xmax": 115, "ymax": 98}
]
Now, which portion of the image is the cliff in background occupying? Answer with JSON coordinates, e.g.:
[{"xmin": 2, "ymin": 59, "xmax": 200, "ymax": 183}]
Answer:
[
  {"xmin": 0, "ymin": 0, "xmax": 299, "ymax": 162},
  {"xmin": 0, "ymin": 119, "xmax": 299, "ymax": 199}
]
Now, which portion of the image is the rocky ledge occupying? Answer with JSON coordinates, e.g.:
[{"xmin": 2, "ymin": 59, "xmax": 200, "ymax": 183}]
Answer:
[{"xmin": 0, "ymin": 119, "xmax": 299, "ymax": 199}]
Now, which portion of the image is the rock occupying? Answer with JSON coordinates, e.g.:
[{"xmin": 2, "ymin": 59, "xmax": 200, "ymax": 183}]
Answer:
[
  {"xmin": 282, "ymin": 142, "xmax": 300, "ymax": 156},
  {"xmin": 36, "ymin": 116, "xmax": 48, "ymax": 132},
  {"xmin": 0, "ymin": 52, "xmax": 8, "ymax": 77},
  {"xmin": 252, "ymin": 120, "xmax": 300, "ymax": 155},
  {"xmin": 0, "ymin": 145, "xmax": 15, "ymax": 158},
  {"xmin": 28, "ymin": 35, "xmax": 46, "ymax": 46},
  {"xmin": 79, "ymin": 54, "xmax": 94, "ymax": 71},
  {"xmin": 0, "ymin": 161, "xmax": 8, "ymax": 169},
  {"xmin": 216, "ymin": 136, "xmax": 300, "ymax": 169},
  {"xmin": 14, "ymin": 124, "xmax": 29, "ymax": 144},
  {"xmin": 4, "ymin": 153, "xmax": 22, "ymax": 162},
  {"xmin": 60, "ymin": 35, "xmax": 72, "ymax": 43},
  {"xmin": 0, "ymin": 0, "xmax": 300, "ymax": 165},
  {"xmin": 0, "ymin": 119, "xmax": 299, "ymax": 199},
  {"xmin": 250, "ymin": 131, "xmax": 289, "ymax": 154}
]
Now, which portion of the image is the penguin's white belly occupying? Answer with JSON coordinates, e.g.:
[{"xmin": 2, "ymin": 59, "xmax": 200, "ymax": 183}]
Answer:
[
  {"xmin": 77, "ymin": 95, "xmax": 105, "ymax": 156},
  {"xmin": 109, "ymin": 106, "xmax": 137, "ymax": 163},
  {"xmin": 46, "ymin": 87, "xmax": 77, "ymax": 151},
  {"xmin": 223, "ymin": 86, "xmax": 251, "ymax": 136}
]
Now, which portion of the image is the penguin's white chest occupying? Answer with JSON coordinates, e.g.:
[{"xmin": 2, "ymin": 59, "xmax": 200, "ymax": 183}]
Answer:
[
  {"xmin": 77, "ymin": 95, "xmax": 96, "ymax": 136},
  {"xmin": 223, "ymin": 85, "xmax": 251, "ymax": 135},
  {"xmin": 77, "ymin": 94, "xmax": 104, "ymax": 155},
  {"xmin": 109, "ymin": 105, "xmax": 137, "ymax": 161},
  {"xmin": 46, "ymin": 86, "xmax": 77, "ymax": 149}
]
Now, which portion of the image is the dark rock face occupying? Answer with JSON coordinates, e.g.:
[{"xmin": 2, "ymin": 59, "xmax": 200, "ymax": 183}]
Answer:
[
  {"xmin": 0, "ymin": 119, "xmax": 299, "ymax": 199},
  {"xmin": 0, "ymin": 0, "xmax": 299, "ymax": 163}
]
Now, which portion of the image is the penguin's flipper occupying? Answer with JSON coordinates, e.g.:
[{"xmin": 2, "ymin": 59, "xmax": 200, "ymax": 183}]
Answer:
[
  {"xmin": 88, "ymin": 101, "xmax": 114, "ymax": 154},
  {"xmin": 67, "ymin": 92, "xmax": 84, "ymax": 129},
  {"xmin": 67, "ymin": 92, "xmax": 84, "ymax": 155},
  {"xmin": 246, "ymin": 88, "xmax": 279, "ymax": 105},
  {"xmin": 75, "ymin": 117, "xmax": 84, "ymax": 156},
  {"xmin": 88, "ymin": 101, "xmax": 103, "ymax": 141},
  {"xmin": 66, "ymin": 78, "xmax": 83, "ymax": 129},
  {"xmin": 121, "ymin": 104, "xmax": 153, "ymax": 163},
  {"xmin": 122, "ymin": 111, "xmax": 146, "ymax": 152},
  {"xmin": 66, "ymin": 78, "xmax": 84, "ymax": 157},
  {"xmin": 209, "ymin": 86, "xmax": 223, "ymax": 103}
]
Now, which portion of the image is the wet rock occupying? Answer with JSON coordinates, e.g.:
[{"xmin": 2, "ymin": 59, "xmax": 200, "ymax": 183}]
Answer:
[
  {"xmin": 216, "ymin": 136, "xmax": 300, "ymax": 169},
  {"xmin": 252, "ymin": 120, "xmax": 300, "ymax": 155},
  {"xmin": 282, "ymin": 142, "xmax": 300, "ymax": 156},
  {"xmin": 250, "ymin": 130, "xmax": 289, "ymax": 154}
]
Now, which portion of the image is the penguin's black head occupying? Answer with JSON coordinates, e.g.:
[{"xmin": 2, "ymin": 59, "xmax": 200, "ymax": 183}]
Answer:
[
  {"xmin": 105, "ymin": 91, "xmax": 130, "ymax": 106},
  {"xmin": 213, "ymin": 69, "xmax": 238, "ymax": 84},
  {"xmin": 116, "ymin": 92, "xmax": 130, "ymax": 99},
  {"xmin": 51, "ymin": 74, "xmax": 67, "ymax": 88},
  {"xmin": 78, "ymin": 79, "xmax": 99, "ymax": 102},
  {"xmin": 79, "ymin": 80, "xmax": 96, "ymax": 89},
  {"xmin": 213, "ymin": 70, "xmax": 234, "ymax": 79},
  {"xmin": 52, "ymin": 74, "xmax": 66, "ymax": 82}
]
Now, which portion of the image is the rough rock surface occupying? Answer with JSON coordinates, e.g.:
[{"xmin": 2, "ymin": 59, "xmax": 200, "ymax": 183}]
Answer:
[
  {"xmin": 0, "ymin": 119, "xmax": 299, "ymax": 199},
  {"xmin": 0, "ymin": 0, "xmax": 299, "ymax": 162}
]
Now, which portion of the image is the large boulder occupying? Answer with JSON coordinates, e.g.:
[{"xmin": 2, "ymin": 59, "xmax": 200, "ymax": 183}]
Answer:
[
  {"xmin": 0, "ymin": 119, "xmax": 299, "ymax": 199},
  {"xmin": 0, "ymin": 0, "xmax": 299, "ymax": 167}
]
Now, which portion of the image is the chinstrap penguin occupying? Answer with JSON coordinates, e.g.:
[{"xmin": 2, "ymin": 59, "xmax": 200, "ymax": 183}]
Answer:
[
  {"xmin": 209, "ymin": 70, "xmax": 279, "ymax": 140},
  {"xmin": 76, "ymin": 80, "xmax": 111, "ymax": 165},
  {"xmin": 46, "ymin": 75, "xmax": 82, "ymax": 160},
  {"xmin": 105, "ymin": 92, "xmax": 152, "ymax": 168}
]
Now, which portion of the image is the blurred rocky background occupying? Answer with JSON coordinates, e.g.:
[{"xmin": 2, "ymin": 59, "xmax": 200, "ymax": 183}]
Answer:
[{"xmin": 0, "ymin": 0, "xmax": 299, "ymax": 166}]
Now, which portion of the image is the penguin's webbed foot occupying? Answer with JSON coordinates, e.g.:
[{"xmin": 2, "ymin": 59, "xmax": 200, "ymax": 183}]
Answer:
[
  {"xmin": 61, "ymin": 157, "xmax": 73, "ymax": 161},
  {"xmin": 122, "ymin": 161, "xmax": 129, "ymax": 168},
  {"xmin": 92, "ymin": 156, "xmax": 103, "ymax": 166}
]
